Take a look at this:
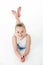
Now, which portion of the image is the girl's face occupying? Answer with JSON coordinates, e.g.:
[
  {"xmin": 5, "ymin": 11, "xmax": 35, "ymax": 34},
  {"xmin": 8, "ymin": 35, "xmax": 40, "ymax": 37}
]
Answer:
[{"xmin": 15, "ymin": 27, "xmax": 26, "ymax": 39}]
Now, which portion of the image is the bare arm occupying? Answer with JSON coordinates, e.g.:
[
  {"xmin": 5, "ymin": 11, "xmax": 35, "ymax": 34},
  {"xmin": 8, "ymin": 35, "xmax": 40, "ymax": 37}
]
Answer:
[
  {"xmin": 12, "ymin": 35, "xmax": 21, "ymax": 59},
  {"xmin": 23, "ymin": 35, "xmax": 31, "ymax": 57}
]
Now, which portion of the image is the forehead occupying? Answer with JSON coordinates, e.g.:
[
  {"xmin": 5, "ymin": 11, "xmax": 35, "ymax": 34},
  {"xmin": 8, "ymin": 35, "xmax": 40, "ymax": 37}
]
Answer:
[{"xmin": 15, "ymin": 27, "xmax": 25, "ymax": 31}]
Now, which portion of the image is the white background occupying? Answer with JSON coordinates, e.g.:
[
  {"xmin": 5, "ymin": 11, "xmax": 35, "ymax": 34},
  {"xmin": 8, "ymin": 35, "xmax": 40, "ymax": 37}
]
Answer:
[{"xmin": 0, "ymin": 0, "xmax": 43, "ymax": 65}]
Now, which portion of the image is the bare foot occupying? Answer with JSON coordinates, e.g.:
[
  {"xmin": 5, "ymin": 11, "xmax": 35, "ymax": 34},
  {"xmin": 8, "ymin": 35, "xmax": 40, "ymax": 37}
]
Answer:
[
  {"xmin": 17, "ymin": 7, "xmax": 21, "ymax": 17},
  {"xmin": 11, "ymin": 10, "xmax": 18, "ymax": 18},
  {"xmin": 11, "ymin": 10, "xmax": 17, "ymax": 16}
]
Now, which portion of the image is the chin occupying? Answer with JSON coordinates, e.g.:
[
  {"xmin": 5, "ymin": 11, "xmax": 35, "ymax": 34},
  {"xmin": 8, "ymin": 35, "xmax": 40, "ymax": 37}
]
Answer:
[{"xmin": 19, "ymin": 36, "xmax": 23, "ymax": 39}]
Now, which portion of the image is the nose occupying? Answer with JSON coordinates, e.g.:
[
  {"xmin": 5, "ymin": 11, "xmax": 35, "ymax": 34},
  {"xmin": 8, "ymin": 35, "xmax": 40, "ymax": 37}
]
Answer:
[
  {"xmin": 20, "ymin": 32, "xmax": 21, "ymax": 34},
  {"xmin": 19, "ymin": 33, "xmax": 22, "ymax": 36}
]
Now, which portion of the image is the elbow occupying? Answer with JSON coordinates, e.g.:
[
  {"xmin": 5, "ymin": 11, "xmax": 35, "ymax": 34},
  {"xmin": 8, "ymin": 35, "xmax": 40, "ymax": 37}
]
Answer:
[
  {"xmin": 27, "ymin": 47, "xmax": 30, "ymax": 54},
  {"xmin": 14, "ymin": 48, "xmax": 18, "ymax": 53}
]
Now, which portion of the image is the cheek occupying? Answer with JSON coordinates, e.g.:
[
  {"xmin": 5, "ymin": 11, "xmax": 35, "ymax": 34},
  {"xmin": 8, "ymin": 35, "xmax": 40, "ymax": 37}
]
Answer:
[
  {"xmin": 16, "ymin": 32, "xmax": 18, "ymax": 35},
  {"xmin": 23, "ymin": 32, "xmax": 26, "ymax": 35},
  {"xmin": 16, "ymin": 33, "xmax": 19, "ymax": 37},
  {"xmin": 17, "ymin": 33, "xmax": 19, "ymax": 35}
]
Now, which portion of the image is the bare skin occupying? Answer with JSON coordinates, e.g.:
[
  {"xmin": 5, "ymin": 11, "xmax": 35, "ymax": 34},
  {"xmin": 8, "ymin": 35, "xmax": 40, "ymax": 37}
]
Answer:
[
  {"xmin": 11, "ymin": 7, "xmax": 21, "ymax": 24},
  {"xmin": 11, "ymin": 7, "xmax": 31, "ymax": 62}
]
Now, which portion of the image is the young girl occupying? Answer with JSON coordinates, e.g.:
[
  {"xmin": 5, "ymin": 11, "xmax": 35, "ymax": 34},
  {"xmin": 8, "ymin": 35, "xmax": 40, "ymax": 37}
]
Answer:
[{"xmin": 11, "ymin": 7, "xmax": 31, "ymax": 62}]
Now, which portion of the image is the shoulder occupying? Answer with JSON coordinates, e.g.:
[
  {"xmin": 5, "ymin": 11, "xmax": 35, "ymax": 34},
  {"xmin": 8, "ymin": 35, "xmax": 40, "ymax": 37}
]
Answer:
[
  {"xmin": 26, "ymin": 34, "xmax": 31, "ymax": 39},
  {"xmin": 12, "ymin": 35, "xmax": 17, "ymax": 41},
  {"xmin": 26, "ymin": 34, "xmax": 31, "ymax": 42}
]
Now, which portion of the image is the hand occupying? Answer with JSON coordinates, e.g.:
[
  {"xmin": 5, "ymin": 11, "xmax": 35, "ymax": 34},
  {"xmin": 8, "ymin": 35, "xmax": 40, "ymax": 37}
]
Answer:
[{"xmin": 21, "ymin": 55, "xmax": 25, "ymax": 62}]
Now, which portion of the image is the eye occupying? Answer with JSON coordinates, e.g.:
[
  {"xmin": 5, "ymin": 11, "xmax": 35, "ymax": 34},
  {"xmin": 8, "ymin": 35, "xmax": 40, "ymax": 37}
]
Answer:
[
  {"xmin": 21, "ymin": 31, "xmax": 23, "ymax": 33},
  {"xmin": 17, "ymin": 31, "xmax": 19, "ymax": 33}
]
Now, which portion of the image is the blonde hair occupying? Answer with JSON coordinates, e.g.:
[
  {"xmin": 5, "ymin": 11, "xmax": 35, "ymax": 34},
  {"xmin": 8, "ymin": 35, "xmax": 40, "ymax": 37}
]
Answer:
[{"xmin": 15, "ymin": 23, "xmax": 26, "ymax": 30}]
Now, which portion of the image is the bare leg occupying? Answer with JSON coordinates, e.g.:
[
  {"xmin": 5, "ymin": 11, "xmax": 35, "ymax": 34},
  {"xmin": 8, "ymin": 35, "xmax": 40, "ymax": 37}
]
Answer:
[
  {"xmin": 11, "ymin": 10, "xmax": 20, "ymax": 23},
  {"xmin": 11, "ymin": 7, "xmax": 21, "ymax": 24},
  {"xmin": 17, "ymin": 7, "xmax": 21, "ymax": 17}
]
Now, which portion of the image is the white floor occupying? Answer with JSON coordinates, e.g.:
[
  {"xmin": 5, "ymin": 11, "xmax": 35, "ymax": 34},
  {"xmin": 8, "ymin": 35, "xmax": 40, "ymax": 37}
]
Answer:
[
  {"xmin": 0, "ymin": 34, "xmax": 43, "ymax": 65},
  {"xmin": 0, "ymin": 0, "xmax": 43, "ymax": 65}
]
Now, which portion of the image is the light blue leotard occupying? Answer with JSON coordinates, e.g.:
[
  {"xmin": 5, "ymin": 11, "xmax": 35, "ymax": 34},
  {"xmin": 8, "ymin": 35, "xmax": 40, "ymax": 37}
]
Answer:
[{"xmin": 17, "ymin": 37, "xmax": 26, "ymax": 51}]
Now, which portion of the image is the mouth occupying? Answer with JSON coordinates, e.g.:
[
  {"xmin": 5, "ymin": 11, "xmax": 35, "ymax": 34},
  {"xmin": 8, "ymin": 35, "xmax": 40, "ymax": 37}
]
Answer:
[
  {"xmin": 19, "ymin": 35, "xmax": 23, "ymax": 37},
  {"xmin": 19, "ymin": 36, "xmax": 22, "ymax": 37}
]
